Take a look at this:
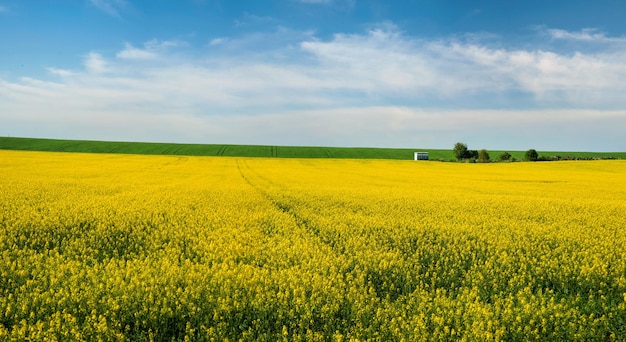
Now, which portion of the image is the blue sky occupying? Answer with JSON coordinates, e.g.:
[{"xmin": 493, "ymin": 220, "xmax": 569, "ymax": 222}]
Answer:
[{"xmin": 2, "ymin": 0, "xmax": 626, "ymax": 151}]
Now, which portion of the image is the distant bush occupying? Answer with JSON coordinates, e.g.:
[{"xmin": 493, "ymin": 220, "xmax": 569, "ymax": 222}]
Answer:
[
  {"xmin": 537, "ymin": 155, "xmax": 560, "ymax": 161},
  {"xmin": 499, "ymin": 152, "xmax": 512, "ymax": 161},
  {"xmin": 477, "ymin": 149, "xmax": 490, "ymax": 163},
  {"xmin": 525, "ymin": 149, "xmax": 538, "ymax": 161}
]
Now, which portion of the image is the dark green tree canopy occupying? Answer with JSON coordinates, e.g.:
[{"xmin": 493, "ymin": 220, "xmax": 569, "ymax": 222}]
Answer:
[
  {"xmin": 525, "ymin": 149, "xmax": 539, "ymax": 161},
  {"xmin": 453, "ymin": 142, "xmax": 469, "ymax": 160}
]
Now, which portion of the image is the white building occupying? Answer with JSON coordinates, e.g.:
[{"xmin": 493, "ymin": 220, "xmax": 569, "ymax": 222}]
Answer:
[{"xmin": 414, "ymin": 152, "xmax": 429, "ymax": 160}]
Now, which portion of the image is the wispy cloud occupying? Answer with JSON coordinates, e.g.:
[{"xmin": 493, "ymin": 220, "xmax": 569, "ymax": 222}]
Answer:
[
  {"xmin": 47, "ymin": 68, "xmax": 76, "ymax": 77},
  {"xmin": 116, "ymin": 43, "xmax": 158, "ymax": 60},
  {"xmin": 548, "ymin": 28, "xmax": 603, "ymax": 41},
  {"xmin": 546, "ymin": 27, "xmax": 626, "ymax": 44},
  {"xmin": 0, "ymin": 5, "xmax": 7, "ymax": 13},
  {"xmin": 2, "ymin": 27, "xmax": 626, "ymax": 150},
  {"xmin": 208, "ymin": 38, "xmax": 228, "ymax": 46},
  {"xmin": 116, "ymin": 39, "xmax": 184, "ymax": 60},
  {"xmin": 89, "ymin": 0, "xmax": 128, "ymax": 17},
  {"xmin": 83, "ymin": 52, "xmax": 108, "ymax": 73},
  {"xmin": 300, "ymin": 26, "xmax": 626, "ymax": 106}
]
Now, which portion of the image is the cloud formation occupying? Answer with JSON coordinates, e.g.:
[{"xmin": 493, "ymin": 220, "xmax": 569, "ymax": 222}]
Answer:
[
  {"xmin": 299, "ymin": 26, "xmax": 626, "ymax": 107},
  {"xmin": 83, "ymin": 52, "xmax": 108, "ymax": 73},
  {"xmin": 2, "ymin": 25, "xmax": 626, "ymax": 150},
  {"xmin": 89, "ymin": 0, "xmax": 127, "ymax": 17},
  {"xmin": 116, "ymin": 43, "xmax": 158, "ymax": 60},
  {"xmin": 547, "ymin": 28, "xmax": 626, "ymax": 44}
]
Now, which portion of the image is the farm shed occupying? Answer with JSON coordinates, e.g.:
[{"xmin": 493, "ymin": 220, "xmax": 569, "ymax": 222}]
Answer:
[{"xmin": 414, "ymin": 152, "xmax": 429, "ymax": 160}]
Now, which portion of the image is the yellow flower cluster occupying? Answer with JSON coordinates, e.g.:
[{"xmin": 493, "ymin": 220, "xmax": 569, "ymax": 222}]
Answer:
[{"xmin": 1, "ymin": 150, "xmax": 625, "ymax": 340}]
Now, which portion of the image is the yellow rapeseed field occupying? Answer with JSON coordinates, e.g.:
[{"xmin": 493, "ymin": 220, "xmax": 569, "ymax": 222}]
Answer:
[{"xmin": 1, "ymin": 150, "xmax": 625, "ymax": 341}]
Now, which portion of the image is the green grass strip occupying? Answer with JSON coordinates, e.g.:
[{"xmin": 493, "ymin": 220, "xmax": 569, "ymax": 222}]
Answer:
[{"xmin": 1, "ymin": 137, "xmax": 624, "ymax": 160}]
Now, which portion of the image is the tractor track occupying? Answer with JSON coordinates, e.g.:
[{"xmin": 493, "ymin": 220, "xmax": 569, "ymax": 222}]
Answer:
[{"xmin": 235, "ymin": 160, "xmax": 338, "ymax": 252}]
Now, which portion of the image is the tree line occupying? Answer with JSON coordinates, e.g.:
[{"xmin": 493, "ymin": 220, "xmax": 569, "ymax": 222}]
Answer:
[{"xmin": 453, "ymin": 142, "xmax": 539, "ymax": 163}]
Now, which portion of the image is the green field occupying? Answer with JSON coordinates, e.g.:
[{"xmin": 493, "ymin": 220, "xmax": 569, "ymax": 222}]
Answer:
[{"xmin": 1, "ymin": 136, "xmax": 624, "ymax": 160}]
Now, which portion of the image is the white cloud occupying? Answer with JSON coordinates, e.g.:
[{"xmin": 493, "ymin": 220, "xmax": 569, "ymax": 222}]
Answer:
[
  {"xmin": 548, "ymin": 28, "xmax": 602, "ymax": 41},
  {"xmin": 209, "ymin": 38, "xmax": 227, "ymax": 46},
  {"xmin": 0, "ymin": 5, "xmax": 7, "ymax": 13},
  {"xmin": 547, "ymin": 28, "xmax": 626, "ymax": 44},
  {"xmin": 116, "ymin": 40, "xmax": 183, "ymax": 60},
  {"xmin": 47, "ymin": 68, "xmax": 76, "ymax": 77},
  {"xmin": 89, "ymin": 0, "xmax": 127, "ymax": 17},
  {"xmin": 116, "ymin": 43, "xmax": 158, "ymax": 60},
  {"xmin": 300, "ymin": 27, "xmax": 626, "ymax": 106},
  {"xmin": 2, "ymin": 26, "xmax": 626, "ymax": 151},
  {"xmin": 83, "ymin": 52, "xmax": 108, "ymax": 73},
  {"xmin": 301, "ymin": 27, "xmax": 439, "ymax": 95}
]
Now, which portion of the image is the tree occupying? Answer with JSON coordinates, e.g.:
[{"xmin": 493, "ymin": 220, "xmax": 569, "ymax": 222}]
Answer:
[
  {"xmin": 499, "ymin": 152, "xmax": 512, "ymax": 161},
  {"xmin": 477, "ymin": 149, "xmax": 490, "ymax": 163},
  {"xmin": 453, "ymin": 142, "xmax": 469, "ymax": 160},
  {"xmin": 525, "ymin": 149, "xmax": 538, "ymax": 161}
]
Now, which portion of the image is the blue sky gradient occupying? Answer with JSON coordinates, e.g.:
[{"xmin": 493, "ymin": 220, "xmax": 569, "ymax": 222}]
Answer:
[{"xmin": 2, "ymin": 0, "xmax": 626, "ymax": 151}]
